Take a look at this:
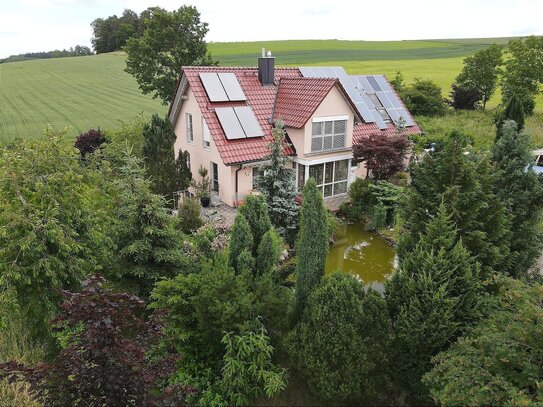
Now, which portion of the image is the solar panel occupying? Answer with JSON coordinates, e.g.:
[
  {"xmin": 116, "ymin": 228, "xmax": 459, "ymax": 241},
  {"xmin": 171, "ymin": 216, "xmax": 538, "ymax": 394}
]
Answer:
[
  {"xmin": 218, "ymin": 73, "xmax": 246, "ymax": 101},
  {"xmin": 367, "ymin": 76, "xmax": 382, "ymax": 91},
  {"xmin": 200, "ymin": 73, "xmax": 228, "ymax": 102},
  {"xmin": 215, "ymin": 107, "xmax": 245, "ymax": 139},
  {"xmin": 234, "ymin": 106, "xmax": 263, "ymax": 138},
  {"xmin": 374, "ymin": 75, "xmax": 414, "ymax": 126}
]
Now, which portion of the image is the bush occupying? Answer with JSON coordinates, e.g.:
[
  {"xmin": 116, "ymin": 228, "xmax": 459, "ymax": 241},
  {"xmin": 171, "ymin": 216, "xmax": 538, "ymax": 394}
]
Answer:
[
  {"xmin": 402, "ymin": 78, "xmax": 446, "ymax": 116},
  {"xmin": 0, "ymin": 274, "xmax": 194, "ymax": 406},
  {"xmin": 289, "ymin": 273, "xmax": 390, "ymax": 402},
  {"xmin": 449, "ymin": 83, "xmax": 483, "ymax": 110},
  {"xmin": 74, "ymin": 128, "xmax": 108, "ymax": 158},
  {"xmin": 353, "ymin": 133, "xmax": 409, "ymax": 181},
  {"xmin": 219, "ymin": 328, "xmax": 286, "ymax": 406},
  {"xmin": 178, "ymin": 197, "xmax": 203, "ymax": 234},
  {"xmin": 0, "ymin": 379, "xmax": 41, "ymax": 407}
]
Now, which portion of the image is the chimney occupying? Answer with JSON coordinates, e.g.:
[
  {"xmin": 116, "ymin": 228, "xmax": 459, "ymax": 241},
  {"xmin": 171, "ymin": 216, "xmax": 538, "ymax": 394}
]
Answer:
[{"xmin": 258, "ymin": 48, "xmax": 275, "ymax": 86}]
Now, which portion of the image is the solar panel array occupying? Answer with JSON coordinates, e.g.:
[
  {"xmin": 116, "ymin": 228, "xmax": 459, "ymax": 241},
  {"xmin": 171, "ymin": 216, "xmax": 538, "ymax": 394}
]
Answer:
[
  {"xmin": 215, "ymin": 106, "xmax": 263, "ymax": 140},
  {"xmin": 299, "ymin": 67, "xmax": 414, "ymax": 129},
  {"xmin": 199, "ymin": 72, "xmax": 247, "ymax": 102}
]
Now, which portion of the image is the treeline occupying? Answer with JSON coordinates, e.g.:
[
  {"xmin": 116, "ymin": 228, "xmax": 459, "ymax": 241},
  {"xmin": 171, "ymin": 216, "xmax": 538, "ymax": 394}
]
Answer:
[
  {"xmin": 0, "ymin": 45, "xmax": 92, "ymax": 64},
  {"xmin": 91, "ymin": 7, "xmax": 160, "ymax": 54}
]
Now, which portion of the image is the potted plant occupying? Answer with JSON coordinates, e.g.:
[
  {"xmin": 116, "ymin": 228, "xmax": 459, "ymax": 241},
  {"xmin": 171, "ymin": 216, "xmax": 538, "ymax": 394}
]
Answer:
[{"xmin": 192, "ymin": 166, "xmax": 211, "ymax": 207}]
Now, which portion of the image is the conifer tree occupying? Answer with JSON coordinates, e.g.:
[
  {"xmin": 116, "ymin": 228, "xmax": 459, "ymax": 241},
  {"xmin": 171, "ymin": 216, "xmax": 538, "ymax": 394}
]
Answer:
[
  {"xmin": 142, "ymin": 114, "xmax": 177, "ymax": 203},
  {"xmin": 495, "ymin": 93, "xmax": 525, "ymax": 139},
  {"xmin": 293, "ymin": 178, "xmax": 329, "ymax": 320},
  {"xmin": 114, "ymin": 154, "xmax": 186, "ymax": 296},
  {"xmin": 228, "ymin": 213, "xmax": 254, "ymax": 273},
  {"xmin": 492, "ymin": 121, "xmax": 543, "ymax": 277},
  {"xmin": 386, "ymin": 203, "xmax": 482, "ymax": 400},
  {"xmin": 400, "ymin": 129, "xmax": 511, "ymax": 276},
  {"xmin": 256, "ymin": 228, "xmax": 282, "ymax": 276},
  {"xmin": 238, "ymin": 195, "xmax": 272, "ymax": 256},
  {"xmin": 253, "ymin": 120, "xmax": 299, "ymax": 244}
]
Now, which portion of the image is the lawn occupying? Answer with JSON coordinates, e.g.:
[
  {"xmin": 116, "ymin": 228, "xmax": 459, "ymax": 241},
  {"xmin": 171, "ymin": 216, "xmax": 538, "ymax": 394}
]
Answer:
[{"xmin": 0, "ymin": 37, "xmax": 541, "ymax": 143}]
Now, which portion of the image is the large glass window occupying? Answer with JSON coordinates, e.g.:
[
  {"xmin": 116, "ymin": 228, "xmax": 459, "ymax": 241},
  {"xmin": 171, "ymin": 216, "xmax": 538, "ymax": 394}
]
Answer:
[
  {"xmin": 307, "ymin": 159, "xmax": 349, "ymax": 197},
  {"xmin": 311, "ymin": 120, "xmax": 346, "ymax": 152}
]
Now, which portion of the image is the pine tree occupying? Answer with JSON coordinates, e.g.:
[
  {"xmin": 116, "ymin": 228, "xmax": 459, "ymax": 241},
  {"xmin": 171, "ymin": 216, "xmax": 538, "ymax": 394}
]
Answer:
[
  {"xmin": 114, "ymin": 153, "xmax": 186, "ymax": 296},
  {"xmin": 495, "ymin": 93, "xmax": 525, "ymax": 139},
  {"xmin": 386, "ymin": 203, "xmax": 482, "ymax": 400},
  {"xmin": 492, "ymin": 120, "xmax": 543, "ymax": 277},
  {"xmin": 142, "ymin": 114, "xmax": 177, "ymax": 203},
  {"xmin": 228, "ymin": 213, "xmax": 254, "ymax": 273},
  {"xmin": 293, "ymin": 178, "xmax": 329, "ymax": 320},
  {"xmin": 238, "ymin": 195, "xmax": 272, "ymax": 256},
  {"xmin": 400, "ymin": 129, "xmax": 511, "ymax": 276},
  {"xmin": 253, "ymin": 120, "xmax": 299, "ymax": 245},
  {"xmin": 256, "ymin": 228, "xmax": 282, "ymax": 276}
]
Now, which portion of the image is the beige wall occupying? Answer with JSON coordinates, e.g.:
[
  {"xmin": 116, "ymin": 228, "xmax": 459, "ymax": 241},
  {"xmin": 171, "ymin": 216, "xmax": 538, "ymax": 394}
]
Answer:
[{"xmin": 172, "ymin": 86, "xmax": 236, "ymax": 205}]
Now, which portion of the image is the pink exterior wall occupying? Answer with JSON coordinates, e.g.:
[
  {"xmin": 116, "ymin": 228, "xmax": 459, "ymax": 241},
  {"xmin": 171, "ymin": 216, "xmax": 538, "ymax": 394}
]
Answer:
[{"xmin": 172, "ymin": 86, "xmax": 236, "ymax": 206}]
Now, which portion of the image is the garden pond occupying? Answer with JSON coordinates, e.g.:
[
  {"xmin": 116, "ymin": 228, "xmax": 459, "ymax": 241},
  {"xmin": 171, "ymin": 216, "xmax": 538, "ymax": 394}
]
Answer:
[{"xmin": 325, "ymin": 223, "xmax": 397, "ymax": 292}]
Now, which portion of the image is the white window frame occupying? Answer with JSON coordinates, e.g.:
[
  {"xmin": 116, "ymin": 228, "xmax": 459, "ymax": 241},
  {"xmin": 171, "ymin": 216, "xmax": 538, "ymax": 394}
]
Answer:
[
  {"xmin": 294, "ymin": 156, "xmax": 353, "ymax": 197},
  {"xmin": 186, "ymin": 152, "xmax": 191, "ymax": 172},
  {"xmin": 186, "ymin": 113, "xmax": 193, "ymax": 143},
  {"xmin": 202, "ymin": 117, "xmax": 211, "ymax": 149},
  {"xmin": 311, "ymin": 117, "xmax": 348, "ymax": 153}
]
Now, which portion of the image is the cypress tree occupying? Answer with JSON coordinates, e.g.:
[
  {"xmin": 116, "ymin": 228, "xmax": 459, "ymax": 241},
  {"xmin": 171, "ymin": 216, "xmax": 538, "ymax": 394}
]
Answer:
[
  {"xmin": 400, "ymin": 129, "xmax": 511, "ymax": 276},
  {"xmin": 256, "ymin": 228, "xmax": 282, "ymax": 276},
  {"xmin": 253, "ymin": 120, "xmax": 299, "ymax": 245},
  {"xmin": 294, "ymin": 178, "xmax": 329, "ymax": 320},
  {"xmin": 229, "ymin": 213, "xmax": 254, "ymax": 273},
  {"xmin": 238, "ymin": 195, "xmax": 272, "ymax": 256},
  {"xmin": 492, "ymin": 120, "xmax": 543, "ymax": 277},
  {"xmin": 386, "ymin": 203, "xmax": 482, "ymax": 400},
  {"xmin": 142, "ymin": 114, "xmax": 177, "ymax": 202}
]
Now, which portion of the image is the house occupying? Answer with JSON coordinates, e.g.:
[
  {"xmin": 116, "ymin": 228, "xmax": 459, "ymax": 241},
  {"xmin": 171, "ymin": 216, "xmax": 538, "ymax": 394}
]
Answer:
[{"xmin": 168, "ymin": 49, "xmax": 422, "ymax": 208}]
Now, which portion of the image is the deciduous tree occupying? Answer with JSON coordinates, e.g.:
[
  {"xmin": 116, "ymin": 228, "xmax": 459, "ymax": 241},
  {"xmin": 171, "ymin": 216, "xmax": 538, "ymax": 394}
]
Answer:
[
  {"xmin": 455, "ymin": 44, "xmax": 503, "ymax": 110},
  {"xmin": 402, "ymin": 78, "xmax": 446, "ymax": 116},
  {"xmin": 124, "ymin": 6, "xmax": 215, "ymax": 104},
  {"xmin": 353, "ymin": 132, "xmax": 409, "ymax": 180}
]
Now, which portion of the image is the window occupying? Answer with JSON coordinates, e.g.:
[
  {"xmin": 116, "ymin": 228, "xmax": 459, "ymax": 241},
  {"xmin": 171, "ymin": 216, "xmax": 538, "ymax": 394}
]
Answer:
[
  {"xmin": 252, "ymin": 167, "xmax": 265, "ymax": 189},
  {"xmin": 311, "ymin": 120, "xmax": 346, "ymax": 152},
  {"xmin": 186, "ymin": 152, "xmax": 191, "ymax": 172},
  {"xmin": 367, "ymin": 94, "xmax": 391, "ymax": 123},
  {"xmin": 202, "ymin": 118, "xmax": 210, "ymax": 149},
  {"xmin": 307, "ymin": 160, "xmax": 349, "ymax": 197},
  {"xmin": 211, "ymin": 162, "xmax": 219, "ymax": 192},
  {"xmin": 297, "ymin": 164, "xmax": 306, "ymax": 192},
  {"xmin": 186, "ymin": 113, "xmax": 193, "ymax": 143}
]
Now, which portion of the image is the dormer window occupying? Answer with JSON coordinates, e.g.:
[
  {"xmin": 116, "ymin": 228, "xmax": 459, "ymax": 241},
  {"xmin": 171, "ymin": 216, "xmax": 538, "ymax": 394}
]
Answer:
[{"xmin": 311, "ymin": 117, "xmax": 347, "ymax": 153}]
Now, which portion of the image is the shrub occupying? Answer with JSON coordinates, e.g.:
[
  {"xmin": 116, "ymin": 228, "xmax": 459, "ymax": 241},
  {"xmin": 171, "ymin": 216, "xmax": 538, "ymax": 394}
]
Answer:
[
  {"xmin": 237, "ymin": 195, "xmax": 272, "ymax": 256},
  {"xmin": 402, "ymin": 78, "xmax": 446, "ymax": 116},
  {"xmin": 289, "ymin": 273, "xmax": 391, "ymax": 402},
  {"xmin": 74, "ymin": 128, "xmax": 108, "ymax": 158},
  {"xmin": 219, "ymin": 328, "xmax": 286, "ymax": 406},
  {"xmin": 178, "ymin": 197, "xmax": 203, "ymax": 234},
  {"xmin": 256, "ymin": 229, "xmax": 282, "ymax": 276},
  {"xmin": 353, "ymin": 133, "xmax": 409, "ymax": 181},
  {"xmin": 228, "ymin": 213, "xmax": 254, "ymax": 273},
  {"xmin": 449, "ymin": 83, "xmax": 483, "ymax": 110},
  {"xmin": 423, "ymin": 278, "xmax": 543, "ymax": 406},
  {"xmin": 0, "ymin": 379, "xmax": 41, "ymax": 407},
  {"xmin": 0, "ymin": 274, "xmax": 194, "ymax": 406}
]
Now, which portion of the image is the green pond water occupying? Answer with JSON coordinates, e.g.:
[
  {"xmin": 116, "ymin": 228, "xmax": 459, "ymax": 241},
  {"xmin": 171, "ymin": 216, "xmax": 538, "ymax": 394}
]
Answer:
[{"xmin": 325, "ymin": 223, "xmax": 397, "ymax": 292}]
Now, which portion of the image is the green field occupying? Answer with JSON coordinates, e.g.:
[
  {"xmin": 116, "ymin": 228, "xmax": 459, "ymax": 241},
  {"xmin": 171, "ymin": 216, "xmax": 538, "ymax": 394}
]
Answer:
[{"xmin": 0, "ymin": 38, "xmax": 541, "ymax": 142}]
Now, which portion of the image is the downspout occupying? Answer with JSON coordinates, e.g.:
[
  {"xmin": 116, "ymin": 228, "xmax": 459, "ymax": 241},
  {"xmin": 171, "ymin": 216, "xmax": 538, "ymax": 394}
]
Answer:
[{"xmin": 235, "ymin": 165, "xmax": 242, "ymax": 208}]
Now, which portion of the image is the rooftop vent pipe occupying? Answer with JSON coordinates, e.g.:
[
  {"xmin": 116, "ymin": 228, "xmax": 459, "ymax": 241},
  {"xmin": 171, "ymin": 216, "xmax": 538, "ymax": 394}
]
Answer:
[{"xmin": 258, "ymin": 48, "xmax": 274, "ymax": 86}]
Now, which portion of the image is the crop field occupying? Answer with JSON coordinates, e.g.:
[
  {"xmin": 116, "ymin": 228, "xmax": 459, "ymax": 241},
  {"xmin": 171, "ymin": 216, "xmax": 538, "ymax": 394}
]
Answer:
[{"xmin": 0, "ymin": 37, "xmax": 541, "ymax": 143}]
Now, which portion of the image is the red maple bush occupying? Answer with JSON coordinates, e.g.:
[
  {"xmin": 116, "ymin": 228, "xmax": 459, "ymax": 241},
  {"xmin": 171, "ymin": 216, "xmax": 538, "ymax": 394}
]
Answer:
[
  {"xmin": 353, "ymin": 133, "xmax": 409, "ymax": 181},
  {"xmin": 74, "ymin": 128, "xmax": 108, "ymax": 158},
  {"xmin": 0, "ymin": 274, "xmax": 195, "ymax": 407}
]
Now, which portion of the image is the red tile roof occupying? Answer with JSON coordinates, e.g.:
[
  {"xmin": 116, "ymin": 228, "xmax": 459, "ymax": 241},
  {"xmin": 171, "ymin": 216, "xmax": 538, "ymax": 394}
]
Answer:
[
  {"xmin": 273, "ymin": 77, "xmax": 337, "ymax": 128},
  {"xmin": 174, "ymin": 66, "xmax": 421, "ymax": 165}
]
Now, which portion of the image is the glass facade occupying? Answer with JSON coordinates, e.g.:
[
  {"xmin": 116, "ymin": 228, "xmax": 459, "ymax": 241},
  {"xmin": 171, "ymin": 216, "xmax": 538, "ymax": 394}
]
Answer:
[{"xmin": 299, "ymin": 159, "xmax": 349, "ymax": 197}]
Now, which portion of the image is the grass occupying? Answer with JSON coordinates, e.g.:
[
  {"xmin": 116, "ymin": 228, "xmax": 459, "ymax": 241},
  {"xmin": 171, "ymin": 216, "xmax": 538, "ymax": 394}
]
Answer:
[
  {"xmin": 0, "ymin": 37, "xmax": 541, "ymax": 143},
  {"xmin": 0, "ymin": 53, "xmax": 165, "ymax": 141}
]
